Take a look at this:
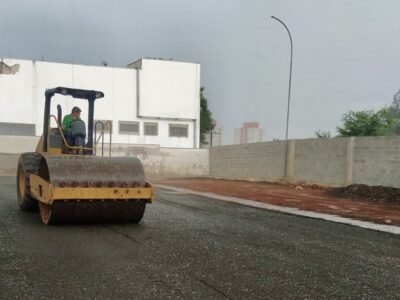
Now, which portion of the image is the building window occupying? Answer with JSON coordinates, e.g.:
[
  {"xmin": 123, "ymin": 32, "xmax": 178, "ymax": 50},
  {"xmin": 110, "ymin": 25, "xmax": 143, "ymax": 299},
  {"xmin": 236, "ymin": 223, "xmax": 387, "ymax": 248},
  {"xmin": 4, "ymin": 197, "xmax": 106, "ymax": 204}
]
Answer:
[
  {"xmin": 94, "ymin": 120, "xmax": 113, "ymax": 132},
  {"xmin": 0, "ymin": 122, "xmax": 35, "ymax": 136},
  {"xmin": 144, "ymin": 122, "xmax": 158, "ymax": 136},
  {"xmin": 119, "ymin": 121, "xmax": 139, "ymax": 135},
  {"xmin": 169, "ymin": 124, "xmax": 188, "ymax": 137}
]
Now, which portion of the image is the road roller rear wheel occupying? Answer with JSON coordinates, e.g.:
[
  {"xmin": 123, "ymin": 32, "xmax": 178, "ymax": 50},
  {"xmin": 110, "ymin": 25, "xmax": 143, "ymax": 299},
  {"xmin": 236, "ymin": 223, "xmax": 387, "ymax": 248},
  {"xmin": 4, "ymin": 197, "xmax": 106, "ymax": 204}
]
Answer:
[{"xmin": 16, "ymin": 152, "xmax": 41, "ymax": 211}]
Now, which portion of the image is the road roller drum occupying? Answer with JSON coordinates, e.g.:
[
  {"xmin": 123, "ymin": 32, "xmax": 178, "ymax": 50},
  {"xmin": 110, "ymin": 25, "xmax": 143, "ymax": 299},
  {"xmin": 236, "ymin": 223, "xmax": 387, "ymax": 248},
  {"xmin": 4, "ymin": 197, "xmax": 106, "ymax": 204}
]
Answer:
[{"xmin": 18, "ymin": 154, "xmax": 153, "ymax": 224}]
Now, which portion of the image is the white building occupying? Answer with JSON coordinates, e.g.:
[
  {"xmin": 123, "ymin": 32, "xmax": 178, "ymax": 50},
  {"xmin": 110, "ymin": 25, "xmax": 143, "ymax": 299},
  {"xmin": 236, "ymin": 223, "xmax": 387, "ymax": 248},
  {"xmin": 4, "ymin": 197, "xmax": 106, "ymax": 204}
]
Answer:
[{"xmin": 0, "ymin": 58, "xmax": 200, "ymax": 148}]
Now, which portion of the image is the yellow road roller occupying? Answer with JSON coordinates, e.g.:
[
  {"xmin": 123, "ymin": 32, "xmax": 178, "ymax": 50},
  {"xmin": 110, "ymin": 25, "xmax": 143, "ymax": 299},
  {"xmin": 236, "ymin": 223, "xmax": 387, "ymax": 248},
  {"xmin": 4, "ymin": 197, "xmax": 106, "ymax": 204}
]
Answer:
[{"xmin": 16, "ymin": 87, "xmax": 154, "ymax": 224}]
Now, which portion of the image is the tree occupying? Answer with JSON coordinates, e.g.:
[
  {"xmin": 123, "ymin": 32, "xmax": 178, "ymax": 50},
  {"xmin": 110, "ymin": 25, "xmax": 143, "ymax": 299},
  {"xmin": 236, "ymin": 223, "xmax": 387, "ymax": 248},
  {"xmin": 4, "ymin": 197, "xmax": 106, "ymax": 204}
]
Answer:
[
  {"xmin": 200, "ymin": 87, "xmax": 215, "ymax": 144},
  {"xmin": 387, "ymin": 90, "xmax": 400, "ymax": 135},
  {"xmin": 336, "ymin": 89, "xmax": 400, "ymax": 137},
  {"xmin": 392, "ymin": 89, "xmax": 400, "ymax": 110},
  {"xmin": 315, "ymin": 130, "xmax": 331, "ymax": 139},
  {"xmin": 337, "ymin": 109, "xmax": 394, "ymax": 137}
]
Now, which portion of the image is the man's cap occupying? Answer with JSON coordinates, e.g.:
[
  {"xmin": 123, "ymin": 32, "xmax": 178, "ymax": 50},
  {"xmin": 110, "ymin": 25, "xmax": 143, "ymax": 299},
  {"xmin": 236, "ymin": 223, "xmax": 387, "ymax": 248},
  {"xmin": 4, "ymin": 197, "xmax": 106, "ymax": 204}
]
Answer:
[{"xmin": 72, "ymin": 106, "xmax": 81, "ymax": 113}]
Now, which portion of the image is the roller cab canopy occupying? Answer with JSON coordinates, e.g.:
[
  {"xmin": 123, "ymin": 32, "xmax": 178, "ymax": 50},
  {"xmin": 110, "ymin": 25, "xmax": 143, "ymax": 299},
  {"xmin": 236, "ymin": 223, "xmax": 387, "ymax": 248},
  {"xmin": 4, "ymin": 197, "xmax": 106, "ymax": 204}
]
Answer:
[
  {"xmin": 42, "ymin": 86, "xmax": 105, "ymax": 153},
  {"xmin": 45, "ymin": 87, "xmax": 104, "ymax": 100}
]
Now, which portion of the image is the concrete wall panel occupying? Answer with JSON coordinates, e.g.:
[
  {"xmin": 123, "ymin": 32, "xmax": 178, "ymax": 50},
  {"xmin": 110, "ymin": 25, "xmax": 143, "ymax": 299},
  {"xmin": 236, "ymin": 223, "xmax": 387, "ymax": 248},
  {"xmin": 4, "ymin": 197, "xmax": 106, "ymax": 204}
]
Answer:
[
  {"xmin": 210, "ymin": 142, "xmax": 286, "ymax": 181},
  {"xmin": 353, "ymin": 136, "xmax": 400, "ymax": 188},
  {"xmin": 293, "ymin": 138, "xmax": 348, "ymax": 186}
]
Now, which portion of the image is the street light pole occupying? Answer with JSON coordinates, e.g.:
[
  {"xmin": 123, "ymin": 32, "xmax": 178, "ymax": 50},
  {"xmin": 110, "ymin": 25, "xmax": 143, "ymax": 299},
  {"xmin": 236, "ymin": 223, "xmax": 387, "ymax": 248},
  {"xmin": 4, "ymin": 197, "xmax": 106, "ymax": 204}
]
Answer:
[{"xmin": 271, "ymin": 16, "xmax": 293, "ymax": 178}]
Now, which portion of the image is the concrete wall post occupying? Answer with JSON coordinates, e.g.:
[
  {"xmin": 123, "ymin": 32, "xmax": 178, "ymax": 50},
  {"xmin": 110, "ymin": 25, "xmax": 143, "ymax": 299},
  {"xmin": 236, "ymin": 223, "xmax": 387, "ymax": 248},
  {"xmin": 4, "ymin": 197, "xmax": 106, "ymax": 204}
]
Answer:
[
  {"xmin": 286, "ymin": 140, "xmax": 296, "ymax": 182},
  {"xmin": 345, "ymin": 137, "xmax": 355, "ymax": 186}
]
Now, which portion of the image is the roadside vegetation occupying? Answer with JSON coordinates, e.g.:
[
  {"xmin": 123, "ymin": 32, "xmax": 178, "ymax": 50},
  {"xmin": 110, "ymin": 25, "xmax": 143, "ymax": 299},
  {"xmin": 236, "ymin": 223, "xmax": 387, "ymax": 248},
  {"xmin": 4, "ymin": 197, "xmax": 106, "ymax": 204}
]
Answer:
[
  {"xmin": 200, "ymin": 87, "xmax": 216, "ymax": 145},
  {"xmin": 316, "ymin": 89, "xmax": 400, "ymax": 138}
]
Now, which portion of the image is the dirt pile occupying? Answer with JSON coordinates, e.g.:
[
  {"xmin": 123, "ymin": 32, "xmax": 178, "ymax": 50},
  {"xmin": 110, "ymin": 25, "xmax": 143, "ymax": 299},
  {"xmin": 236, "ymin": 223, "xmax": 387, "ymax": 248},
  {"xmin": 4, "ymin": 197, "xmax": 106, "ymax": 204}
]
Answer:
[{"xmin": 327, "ymin": 184, "xmax": 400, "ymax": 205}]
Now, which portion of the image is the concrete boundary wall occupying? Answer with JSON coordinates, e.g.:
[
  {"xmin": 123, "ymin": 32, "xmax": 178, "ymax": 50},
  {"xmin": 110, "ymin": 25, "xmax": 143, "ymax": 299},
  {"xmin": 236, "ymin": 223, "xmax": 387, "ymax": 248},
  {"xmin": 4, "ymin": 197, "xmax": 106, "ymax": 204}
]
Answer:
[
  {"xmin": 210, "ymin": 136, "xmax": 400, "ymax": 188},
  {"xmin": 0, "ymin": 153, "xmax": 19, "ymax": 175},
  {"xmin": 2, "ymin": 135, "xmax": 399, "ymax": 187},
  {"xmin": 0, "ymin": 135, "xmax": 40, "ymax": 153},
  {"xmin": 102, "ymin": 144, "xmax": 208, "ymax": 178},
  {"xmin": 0, "ymin": 135, "xmax": 208, "ymax": 178}
]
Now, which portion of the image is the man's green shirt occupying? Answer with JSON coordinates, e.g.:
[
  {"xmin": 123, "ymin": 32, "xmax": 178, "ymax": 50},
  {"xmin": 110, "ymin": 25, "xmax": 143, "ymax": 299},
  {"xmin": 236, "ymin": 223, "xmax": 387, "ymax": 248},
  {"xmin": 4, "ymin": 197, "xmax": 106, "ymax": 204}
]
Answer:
[{"xmin": 62, "ymin": 115, "xmax": 80, "ymax": 130}]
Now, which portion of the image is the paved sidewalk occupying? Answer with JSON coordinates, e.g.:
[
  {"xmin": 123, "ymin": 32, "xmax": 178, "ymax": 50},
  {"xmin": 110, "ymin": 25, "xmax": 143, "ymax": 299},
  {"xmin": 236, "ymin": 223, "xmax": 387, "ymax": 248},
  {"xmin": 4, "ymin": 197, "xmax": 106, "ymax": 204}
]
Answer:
[{"xmin": 153, "ymin": 178, "xmax": 400, "ymax": 226}]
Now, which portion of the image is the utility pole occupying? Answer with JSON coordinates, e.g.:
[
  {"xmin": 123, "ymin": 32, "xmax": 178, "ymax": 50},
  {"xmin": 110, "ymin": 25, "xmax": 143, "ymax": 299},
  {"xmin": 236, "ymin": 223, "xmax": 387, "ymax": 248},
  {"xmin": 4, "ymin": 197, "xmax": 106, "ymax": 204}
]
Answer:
[{"xmin": 271, "ymin": 16, "xmax": 293, "ymax": 178}]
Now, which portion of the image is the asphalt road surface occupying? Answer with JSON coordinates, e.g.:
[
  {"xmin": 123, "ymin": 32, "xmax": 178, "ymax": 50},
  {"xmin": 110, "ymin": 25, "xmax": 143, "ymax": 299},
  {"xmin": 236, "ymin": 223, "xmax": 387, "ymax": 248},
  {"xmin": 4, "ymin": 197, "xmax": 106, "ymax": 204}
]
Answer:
[{"xmin": 0, "ymin": 176, "xmax": 399, "ymax": 299}]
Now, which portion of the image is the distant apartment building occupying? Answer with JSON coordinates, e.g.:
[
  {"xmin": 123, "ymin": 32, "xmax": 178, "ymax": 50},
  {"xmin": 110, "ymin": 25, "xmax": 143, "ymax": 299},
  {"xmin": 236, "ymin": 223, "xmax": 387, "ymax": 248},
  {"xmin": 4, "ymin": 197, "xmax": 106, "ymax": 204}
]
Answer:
[{"xmin": 234, "ymin": 122, "xmax": 263, "ymax": 144}]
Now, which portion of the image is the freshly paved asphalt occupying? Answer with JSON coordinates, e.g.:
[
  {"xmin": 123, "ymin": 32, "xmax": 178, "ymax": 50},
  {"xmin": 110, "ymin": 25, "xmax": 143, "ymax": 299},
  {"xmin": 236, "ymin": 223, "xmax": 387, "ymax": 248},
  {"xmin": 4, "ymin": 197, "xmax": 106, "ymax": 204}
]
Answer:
[{"xmin": 0, "ymin": 176, "xmax": 399, "ymax": 299}]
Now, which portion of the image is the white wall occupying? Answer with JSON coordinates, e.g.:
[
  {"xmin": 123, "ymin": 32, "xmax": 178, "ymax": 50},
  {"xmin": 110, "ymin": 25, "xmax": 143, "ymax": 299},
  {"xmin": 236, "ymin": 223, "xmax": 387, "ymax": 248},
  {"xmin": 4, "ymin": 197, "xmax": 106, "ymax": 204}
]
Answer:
[
  {"xmin": 103, "ymin": 144, "xmax": 208, "ymax": 178},
  {"xmin": 0, "ymin": 60, "xmax": 35, "ymax": 124},
  {"xmin": 136, "ymin": 59, "xmax": 200, "ymax": 120},
  {"xmin": 0, "ymin": 58, "xmax": 200, "ymax": 148},
  {"xmin": 0, "ymin": 135, "xmax": 208, "ymax": 178},
  {"xmin": 0, "ymin": 135, "xmax": 40, "ymax": 153}
]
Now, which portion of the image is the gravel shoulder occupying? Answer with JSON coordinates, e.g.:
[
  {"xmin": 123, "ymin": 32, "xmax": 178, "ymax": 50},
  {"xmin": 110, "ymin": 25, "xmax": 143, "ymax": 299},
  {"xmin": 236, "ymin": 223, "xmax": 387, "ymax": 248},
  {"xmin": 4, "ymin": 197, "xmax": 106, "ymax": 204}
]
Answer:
[{"xmin": 154, "ymin": 178, "xmax": 400, "ymax": 225}]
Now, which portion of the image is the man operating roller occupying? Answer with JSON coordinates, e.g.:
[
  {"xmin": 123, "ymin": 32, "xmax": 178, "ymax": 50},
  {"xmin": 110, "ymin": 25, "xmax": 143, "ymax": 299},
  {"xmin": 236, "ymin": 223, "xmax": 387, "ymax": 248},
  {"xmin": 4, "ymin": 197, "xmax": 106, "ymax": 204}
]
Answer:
[{"xmin": 62, "ymin": 106, "xmax": 86, "ymax": 147}]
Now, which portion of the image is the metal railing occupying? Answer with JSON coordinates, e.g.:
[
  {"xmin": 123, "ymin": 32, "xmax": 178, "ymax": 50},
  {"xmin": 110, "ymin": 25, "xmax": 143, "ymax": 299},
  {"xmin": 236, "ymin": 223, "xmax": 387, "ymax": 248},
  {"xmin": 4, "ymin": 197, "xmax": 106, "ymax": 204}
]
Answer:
[{"xmin": 94, "ymin": 120, "xmax": 112, "ymax": 157}]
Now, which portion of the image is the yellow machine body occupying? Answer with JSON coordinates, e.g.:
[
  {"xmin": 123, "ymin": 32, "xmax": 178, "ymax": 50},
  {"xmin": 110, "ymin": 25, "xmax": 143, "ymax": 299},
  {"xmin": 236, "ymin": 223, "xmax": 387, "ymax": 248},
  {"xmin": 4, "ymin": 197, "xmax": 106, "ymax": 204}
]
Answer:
[{"xmin": 30, "ymin": 174, "xmax": 154, "ymax": 204}]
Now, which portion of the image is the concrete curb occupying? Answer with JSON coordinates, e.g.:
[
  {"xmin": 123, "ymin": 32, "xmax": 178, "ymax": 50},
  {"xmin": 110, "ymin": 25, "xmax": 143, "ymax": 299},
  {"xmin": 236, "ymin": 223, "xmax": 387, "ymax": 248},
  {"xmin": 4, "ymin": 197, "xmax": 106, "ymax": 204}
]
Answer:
[{"xmin": 156, "ymin": 184, "xmax": 400, "ymax": 235}]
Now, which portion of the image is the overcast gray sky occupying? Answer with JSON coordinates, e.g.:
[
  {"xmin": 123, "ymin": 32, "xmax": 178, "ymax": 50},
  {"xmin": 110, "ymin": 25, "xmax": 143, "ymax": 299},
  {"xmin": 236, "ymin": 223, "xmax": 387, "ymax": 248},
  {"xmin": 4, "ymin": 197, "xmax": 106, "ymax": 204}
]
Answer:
[{"xmin": 1, "ymin": 0, "xmax": 399, "ymax": 143}]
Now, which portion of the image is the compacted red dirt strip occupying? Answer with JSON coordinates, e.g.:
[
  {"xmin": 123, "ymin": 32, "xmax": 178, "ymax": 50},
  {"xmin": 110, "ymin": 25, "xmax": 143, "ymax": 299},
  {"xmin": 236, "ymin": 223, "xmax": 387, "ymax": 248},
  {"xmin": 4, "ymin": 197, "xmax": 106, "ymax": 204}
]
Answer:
[{"xmin": 153, "ymin": 178, "xmax": 400, "ymax": 226}]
